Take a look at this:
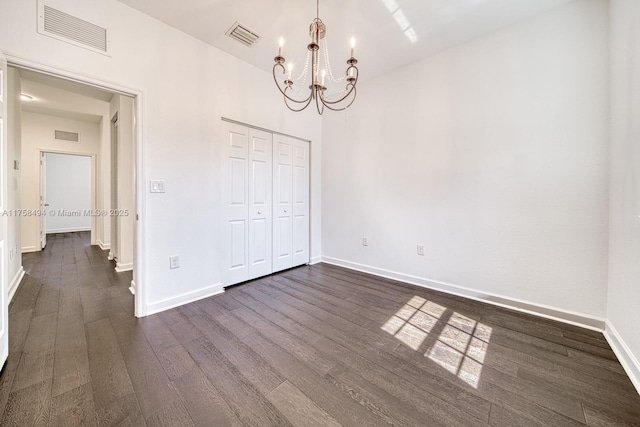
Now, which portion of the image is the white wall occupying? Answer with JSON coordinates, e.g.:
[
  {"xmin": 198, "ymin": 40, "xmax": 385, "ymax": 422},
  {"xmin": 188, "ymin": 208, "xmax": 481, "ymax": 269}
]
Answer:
[
  {"xmin": 607, "ymin": 0, "xmax": 640, "ymax": 391},
  {"xmin": 21, "ymin": 112, "xmax": 100, "ymax": 252},
  {"xmin": 44, "ymin": 153, "xmax": 92, "ymax": 233},
  {"xmin": 19, "ymin": 78, "xmax": 111, "ymax": 246},
  {"xmin": 0, "ymin": 0, "xmax": 322, "ymax": 313},
  {"xmin": 7, "ymin": 67, "xmax": 23, "ymax": 299},
  {"xmin": 322, "ymin": 0, "xmax": 610, "ymax": 321},
  {"xmin": 109, "ymin": 94, "xmax": 134, "ymax": 271}
]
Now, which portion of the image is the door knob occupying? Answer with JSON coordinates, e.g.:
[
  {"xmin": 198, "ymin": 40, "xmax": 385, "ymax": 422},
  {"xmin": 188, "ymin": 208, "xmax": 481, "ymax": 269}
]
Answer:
[
  {"xmin": 44, "ymin": 204, "xmax": 50, "ymax": 207},
  {"xmin": 284, "ymin": 210, "xmax": 287, "ymax": 213},
  {"xmin": 258, "ymin": 211, "xmax": 262, "ymax": 215}
]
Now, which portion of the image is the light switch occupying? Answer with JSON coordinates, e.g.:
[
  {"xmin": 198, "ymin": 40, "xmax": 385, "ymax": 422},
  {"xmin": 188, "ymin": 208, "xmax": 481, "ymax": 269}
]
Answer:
[{"xmin": 150, "ymin": 180, "xmax": 165, "ymax": 193}]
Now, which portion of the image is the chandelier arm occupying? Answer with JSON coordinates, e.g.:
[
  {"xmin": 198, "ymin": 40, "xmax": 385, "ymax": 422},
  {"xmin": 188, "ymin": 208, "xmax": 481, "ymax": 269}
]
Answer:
[
  {"xmin": 273, "ymin": 63, "xmax": 314, "ymax": 104},
  {"xmin": 318, "ymin": 81, "xmax": 357, "ymax": 105},
  {"xmin": 284, "ymin": 91, "xmax": 315, "ymax": 112},
  {"xmin": 319, "ymin": 86, "xmax": 357, "ymax": 112}
]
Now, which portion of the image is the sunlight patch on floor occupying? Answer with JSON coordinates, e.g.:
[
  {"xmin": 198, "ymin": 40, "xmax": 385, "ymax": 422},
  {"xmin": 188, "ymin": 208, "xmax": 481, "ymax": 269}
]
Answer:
[
  {"xmin": 382, "ymin": 296, "xmax": 492, "ymax": 388},
  {"xmin": 427, "ymin": 313, "xmax": 492, "ymax": 388},
  {"xmin": 381, "ymin": 297, "xmax": 444, "ymax": 350}
]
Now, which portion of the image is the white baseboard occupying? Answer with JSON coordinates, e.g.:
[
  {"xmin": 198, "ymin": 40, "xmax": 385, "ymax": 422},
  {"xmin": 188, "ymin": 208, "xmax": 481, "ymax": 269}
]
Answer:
[
  {"xmin": 146, "ymin": 283, "xmax": 224, "ymax": 316},
  {"xmin": 46, "ymin": 227, "xmax": 91, "ymax": 234},
  {"xmin": 115, "ymin": 262, "xmax": 133, "ymax": 273},
  {"xmin": 21, "ymin": 246, "xmax": 38, "ymax": 253},
  {"xmin": 98, "ymin": 240, "xmax": 110, "ymax": 250},
  {"xmin": 129, "ymin": 280, "xmax": 136, "ymax": 295},
  {"xmin": 8, "ymin": 267, "xmax": 25, "ymax": 303},
  {"xmin": 108, "ymin": 251, "xmax": 114, "ymax": 261},
  {"xmin": 309, "ymin": 256, "xmax": 322, "ymax": 265},
  {"xmin": 604, "ymin": 321, "xmax": 640, "ymax": 395},
  {"xmin": 321, "ymin": 256, "xmax": 606, "ymax": 332}
]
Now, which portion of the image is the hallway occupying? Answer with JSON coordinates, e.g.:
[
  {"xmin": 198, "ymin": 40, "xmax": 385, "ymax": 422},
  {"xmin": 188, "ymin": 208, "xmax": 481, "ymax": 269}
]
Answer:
[{"xmin": 0, "ymin": 232, "xmax": 136, "ymax": 425}]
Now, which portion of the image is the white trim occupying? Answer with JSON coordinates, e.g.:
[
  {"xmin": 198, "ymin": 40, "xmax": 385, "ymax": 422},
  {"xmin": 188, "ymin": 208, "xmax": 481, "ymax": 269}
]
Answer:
[
  {"xmin": 321, "ymin": 256, "xmax": 606, "ymax": 332},
  {"xmin": 21, "ymin": 246, "xmax": 38, "ymax": 253},
  {"xmin": 129, "ymin": 280, "xmax": 136, "ymax": 295},
  {"xmin": 115, "ymin": 262, "xmax": 133, "ymax": 272},
  {"xmin": 146, "ymin": 283, "xmax": 224, "ymax": 316},
  {"xmin": 46, "ymin": 227, "xmax": 91, "ymax": 234},
  {"xmin": 309, "ymin": 256, "xmax": 322, "ymax": 265},
  {"xmin": 97, "ymin": 240, "xmax": 110, "ymax": 250},
  {"xmin": 604, "ymin": 321, "xmax": 640, "ymax": 395},
  {"xmin": 107, "ymin": 251, "xmax": 114, "ymax": 261},
  {"xmin": 8, "ymin": 267, "xmax": 25, "ymax": 303}
]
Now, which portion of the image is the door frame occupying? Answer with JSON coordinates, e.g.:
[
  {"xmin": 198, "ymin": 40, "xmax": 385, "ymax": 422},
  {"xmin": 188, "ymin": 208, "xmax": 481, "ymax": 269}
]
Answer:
[
  {"xmin": 6, "ymin": 53, "xmax": 148, "ymax": 317},
  {"xmin": 38, "ymin": 150, "xmax": 97, "ymax": 243}
]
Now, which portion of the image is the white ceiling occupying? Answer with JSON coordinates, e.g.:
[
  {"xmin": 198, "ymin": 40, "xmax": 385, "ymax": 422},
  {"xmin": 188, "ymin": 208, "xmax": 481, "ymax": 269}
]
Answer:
[
  {"xmin": 17, "ymin": 68, "xmax": 112, "ymax": 123},
  {"xmin": 118, "ymin": 0, "xmax": 574, "ymax": 81}
]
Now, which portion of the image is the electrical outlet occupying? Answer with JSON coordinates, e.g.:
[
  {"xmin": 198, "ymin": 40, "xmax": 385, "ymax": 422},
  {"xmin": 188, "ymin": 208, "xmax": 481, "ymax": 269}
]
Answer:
[
  {"xmin": 417, "ymin": 244, "xmax": 425, "ymax": 256},
  {"xmin": 169, "ymin": 255, "xmax": 180, "ymax": 269},
  {"xmin": 362, "ymin": 237, "xmax": 368, "ymax": 246}
]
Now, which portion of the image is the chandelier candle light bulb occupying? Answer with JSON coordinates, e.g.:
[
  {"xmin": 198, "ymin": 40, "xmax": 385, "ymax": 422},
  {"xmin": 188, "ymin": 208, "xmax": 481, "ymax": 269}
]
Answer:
[{"xmin": 272, "ymin": 0, "xmax": 359, "ymax": 114}]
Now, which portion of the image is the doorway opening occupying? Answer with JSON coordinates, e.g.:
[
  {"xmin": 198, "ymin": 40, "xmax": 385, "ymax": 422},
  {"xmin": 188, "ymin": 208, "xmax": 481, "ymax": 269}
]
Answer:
[
  {"xmin": 39, "ymin": 151, "xmax": 95, "ymax": 249},
  {"xmin": 6, "ymin": 63, "xmax": 143, "ymax": 315}
]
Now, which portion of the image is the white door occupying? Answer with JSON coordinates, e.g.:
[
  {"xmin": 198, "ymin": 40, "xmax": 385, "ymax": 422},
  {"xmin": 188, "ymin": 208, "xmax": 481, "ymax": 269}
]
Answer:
[
  {"xmin": 272, "ymin": 135, "xmax": 293, "ymax": 272},
  {"xmin": 223, "ymin": 123, "xmax": 250, "ymax": 286},
  {"xmin": 247, "ymin": 129, "xmax": 272, "ymax": 280},
  {"xmin": 39, "ymin": 152, "xmax": 47, "ymax": 249},
  {"xmin": 0, "ymin": 51, "xmax": 9, "ymax": 367},
  {"xmin": 273, "ymin": 136, "xmax": 310, "ymax": 271},
  {"xmin": 292, "ymin": 140, "xmax": 310, "ymax": 266}
]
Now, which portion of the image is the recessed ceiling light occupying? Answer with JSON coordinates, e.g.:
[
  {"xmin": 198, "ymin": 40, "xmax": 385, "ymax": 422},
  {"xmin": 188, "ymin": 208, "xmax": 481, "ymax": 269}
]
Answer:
[{"xmin": 20, "ymin": 93, "xmax": 35, "ymax": 101}]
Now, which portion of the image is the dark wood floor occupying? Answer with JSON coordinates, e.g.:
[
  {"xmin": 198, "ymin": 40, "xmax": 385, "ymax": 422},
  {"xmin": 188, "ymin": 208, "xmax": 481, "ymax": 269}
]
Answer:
[{"xmin": 0, "ymin": 232, "xmax": 638, "ymax": 426}]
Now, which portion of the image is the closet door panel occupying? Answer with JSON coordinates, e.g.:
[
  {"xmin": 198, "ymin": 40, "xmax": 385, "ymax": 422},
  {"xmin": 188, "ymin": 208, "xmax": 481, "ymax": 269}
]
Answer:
[
  {"xmin": 273, "ymin": 137, "xmax": 294, "ymax": 272},
  {"xmin": 292, "ymin": 140, "xmax": 310, "ymax": 266},
  {"xmin": 223, "ymin": 123, "xmax": 250, "ymax": 285},
  {"xmin": 248, "ymin": 129, "xmax": 273, "ymax": 279}
]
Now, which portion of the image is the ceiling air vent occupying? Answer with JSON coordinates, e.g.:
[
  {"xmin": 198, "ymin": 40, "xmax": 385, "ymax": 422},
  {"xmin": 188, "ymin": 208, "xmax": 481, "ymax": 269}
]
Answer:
[
  {"xmin": 38, "ymin": 2, "xmax": 109, "ymax": 55},
  {"xmin": 226, "ymin": 22, "xmax": 261, "ymax": 47},
  {"xmin": 55, "ymin": 130, "xmax": 80, "ymax": 143}
]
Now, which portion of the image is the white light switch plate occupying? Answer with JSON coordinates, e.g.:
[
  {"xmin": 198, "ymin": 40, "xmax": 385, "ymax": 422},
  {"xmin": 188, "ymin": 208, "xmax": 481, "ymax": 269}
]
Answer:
[{"xmin": 150, "ymin": 180, "xmax": 165, "ymax": 193}]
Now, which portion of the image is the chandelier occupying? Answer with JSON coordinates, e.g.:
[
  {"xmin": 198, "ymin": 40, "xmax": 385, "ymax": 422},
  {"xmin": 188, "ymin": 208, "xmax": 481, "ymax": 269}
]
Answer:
[{"xmin": 272, "ymin": 0, "xmax": 359, "ymax": 115}]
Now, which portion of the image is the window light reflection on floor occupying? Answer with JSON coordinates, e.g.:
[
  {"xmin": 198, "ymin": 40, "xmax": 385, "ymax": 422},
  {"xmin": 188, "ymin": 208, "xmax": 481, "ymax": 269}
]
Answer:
[{"xmin": 381, "ymin": 296, "xmax": 492, "ymax": 388}]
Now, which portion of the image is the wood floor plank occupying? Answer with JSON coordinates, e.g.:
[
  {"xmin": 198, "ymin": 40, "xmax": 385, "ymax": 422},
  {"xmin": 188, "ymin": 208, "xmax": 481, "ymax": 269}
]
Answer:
[
  {"xmin": 184, "ymin": 337, "xmax": 294, "ymax": 427},
  {"xmin": 145, "ymin": 399, "xmax": 194, "ymax": 427},
  {"xmin": 52, "ymin": 311, "xmax": 91, "ymax": 397},
  {"xmin": 1, "ymin": 379, "xmax": 51, "ymax": 426},
  {"xmin": 10, "ymin": 313, "xmax": 57, "ymax": 392},
  {"xmin": 170, "ymin": 367, "xmax": 242, "ymax": 427},
  {"xmin": 50, "ymin": 383, "xmax": 97, "ymax": 427},
  {"xmin": 189, "ymin": 314, "xmax": 285, "ymax": 395},
  {"xmin": 85, "ymin": 318, "xmax": 135, "ymax": 410},
  {"xmin": 266, "ymin": 380, "xmax": 342, "ymax": 427},
  {"xmin": 218, "ymin": 322, "xmax": 389, "ymax": 427},
  {"xmin": 94, "ymin": 393, "xmax": 145, "ymax": 427}
]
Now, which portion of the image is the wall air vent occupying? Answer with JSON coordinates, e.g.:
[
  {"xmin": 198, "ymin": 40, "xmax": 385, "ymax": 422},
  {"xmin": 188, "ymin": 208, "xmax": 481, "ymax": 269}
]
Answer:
[
  {"xmin": 38, "ymin": 2, "xmax": 109, "ymax": 55},
  {"xmin": 55, "ymin": 130, "xmax": 80, "ymax": 143},
  {"xmin": 225, "ymin": 22, "xmax": 261, "ymax": 47}
]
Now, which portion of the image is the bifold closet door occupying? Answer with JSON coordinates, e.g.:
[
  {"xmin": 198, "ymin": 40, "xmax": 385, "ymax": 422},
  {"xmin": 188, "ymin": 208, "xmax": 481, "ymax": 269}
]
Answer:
[
  {"xmin": 223, "ymin": 123, "xmax": 272, "ymax": 286},
  {"xmin": 273, "ymin": 135, "xmax": 310, "ymax": 272}
]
